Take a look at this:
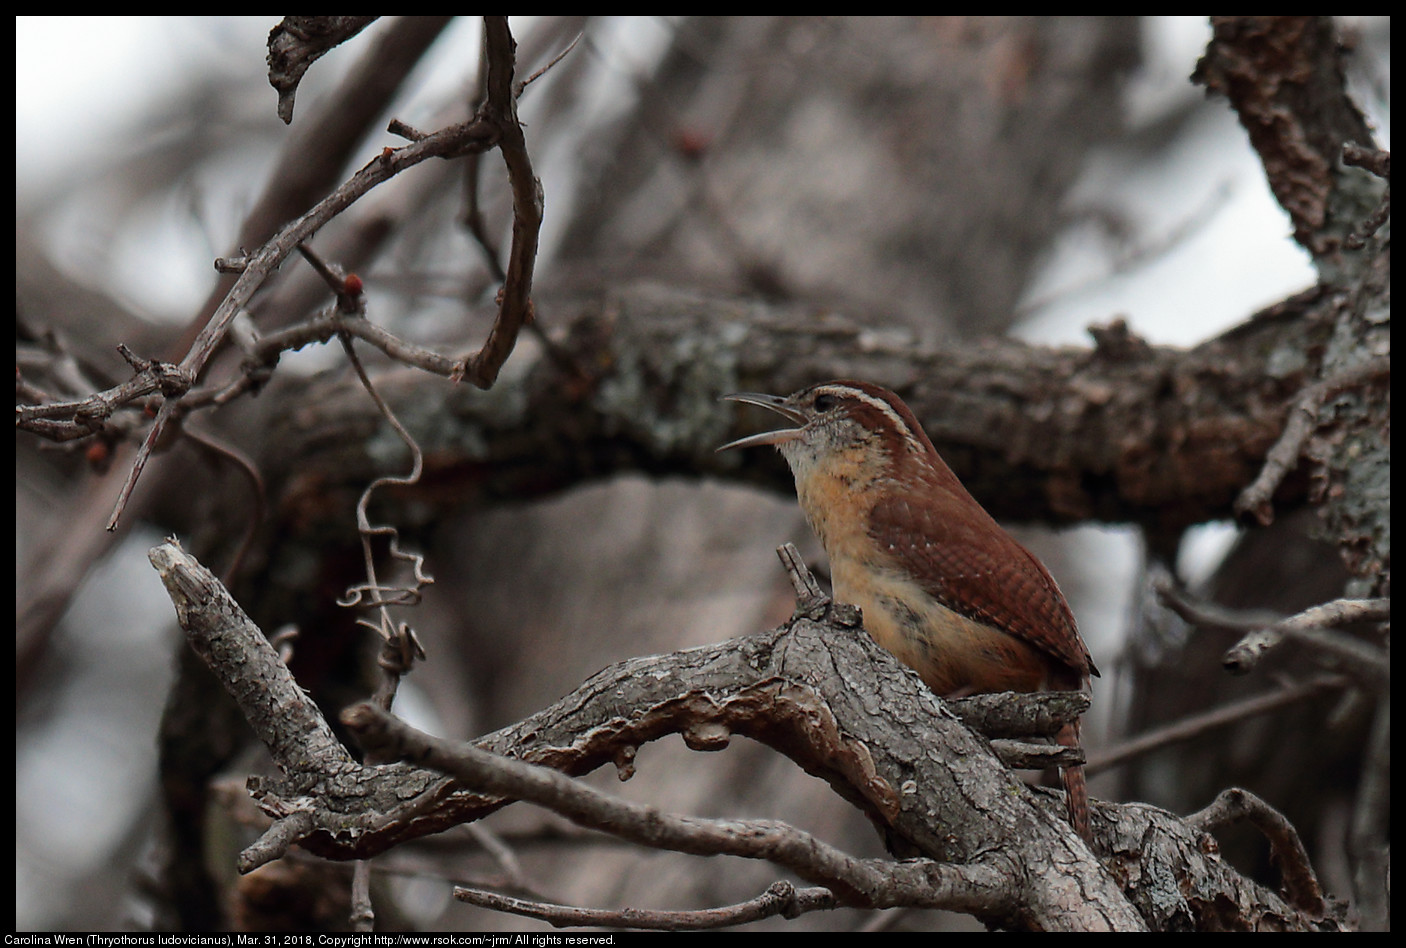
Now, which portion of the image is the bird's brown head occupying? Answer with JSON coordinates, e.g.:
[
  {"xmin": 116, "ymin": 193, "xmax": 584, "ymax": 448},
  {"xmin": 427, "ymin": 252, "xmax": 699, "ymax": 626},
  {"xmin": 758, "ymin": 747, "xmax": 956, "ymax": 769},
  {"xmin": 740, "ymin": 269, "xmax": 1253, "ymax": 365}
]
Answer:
[{"xmin": 718, "ymin": 380, "xmax": 957, "ymax": 496}]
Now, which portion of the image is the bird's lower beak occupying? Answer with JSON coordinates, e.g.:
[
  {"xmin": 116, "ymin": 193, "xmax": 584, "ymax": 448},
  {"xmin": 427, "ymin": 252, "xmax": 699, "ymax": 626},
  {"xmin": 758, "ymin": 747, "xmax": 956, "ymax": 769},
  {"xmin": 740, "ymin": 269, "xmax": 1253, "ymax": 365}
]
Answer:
[{"xmin": 717, "ymin": 392, "xmax": 807, "ymax": 452}]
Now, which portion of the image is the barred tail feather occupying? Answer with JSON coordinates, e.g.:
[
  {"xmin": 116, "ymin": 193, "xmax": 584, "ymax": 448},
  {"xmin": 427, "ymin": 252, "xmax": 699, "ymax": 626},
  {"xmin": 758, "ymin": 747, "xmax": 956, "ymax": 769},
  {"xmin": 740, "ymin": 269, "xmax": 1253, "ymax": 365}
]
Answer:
[{"xmin": 1056, "ymin": 721, "xmax": 1092, "ymax": 843}]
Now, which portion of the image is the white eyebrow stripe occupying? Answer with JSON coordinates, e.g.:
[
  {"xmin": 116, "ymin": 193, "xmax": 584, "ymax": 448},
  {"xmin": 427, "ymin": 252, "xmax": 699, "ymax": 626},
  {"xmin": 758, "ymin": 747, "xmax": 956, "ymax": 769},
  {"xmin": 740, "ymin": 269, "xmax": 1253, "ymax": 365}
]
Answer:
[{"xmin": 816, "ymin": 384, "xmax": 927, "ymax": 457}]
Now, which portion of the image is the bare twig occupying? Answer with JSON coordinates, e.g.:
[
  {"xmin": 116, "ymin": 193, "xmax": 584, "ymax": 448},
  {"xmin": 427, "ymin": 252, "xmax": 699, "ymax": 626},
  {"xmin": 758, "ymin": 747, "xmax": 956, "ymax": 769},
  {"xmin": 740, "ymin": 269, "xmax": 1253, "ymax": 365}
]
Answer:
[
  {"xmin": 181, "ymin": 122, "xmax": 498, "ymax": 386},
  {"xmin": 1234, "ymin": 357, "xmax": 1391, "ymax": 525},
  {"xmin": 460, "ymin": 150, "xmax": 507, "ymax": 282},
  {"xmin": 455, "ymin": 879, "xmax": 836, "ymax": 931},
  {"xmin": 516, "ymin": 30, "xmax": 584, "ymax": 94},
  {"xmin": 947, "ymin": 690, "xmax": 1089, "ymax": 740},
  {"xmin": 463, "ymin": 823, "xmax": 532, "ymax": 896},
  {"xmin": 81, "ymin": 115, "xmax": 499, "ymax": 530},
  {"xmin": 105, "ymin": 397, "xmax": 181, "ymax": 531},
  {"xmin": 350, "ymin": 860, "xmax": 375, "ymax": 932},
  {"xmin": 1341, "ymin": 144, "xmax": 1390, "ymax": 180},
  {"xmin": 1155, "ymin": 578, "xmax": 1389, "ymax": 680},
  {"xmin": 459, "ymin": 25, "xmax": 504, "ymax": 282},
  {"xmin": 246, "ymin": 310, "xmax": 463, "ymax": 380},
  {"xmin": 776, "ymin": 542, "xmax": 828, "ymax": 618},
  {"xmin": 1341, "ymin": 144, "xmax": 1391, "ymax": 250},
  {"xmin": 454, "ymin": 17, "xmax": 544, "ymax": 389},
  {"xmin": 20, "ymin": 18, "xmax": 544, "ymax": 533},
  {"xmin": 776, "ymin": 542, "xmax": 861, "ymax": 627},
  {"xmin": 177, "ymin": 425, "xmax": 267, "ymax": 585},
  {"xmin": 1186, "ymin": 788, "xmax": 1325, "ymax": 917},
  {"xmin": 1153, "ymin": 577, "xmax": 1285, "ymax": 633},
  {"xmin": 1086, "ymin": 676, "xmax": 1348, "ymax": 776},
  {"xmin": 988, "ymin": 740, "xmax": 1084, "ymax": 771},
  {"xmin": 238, "ymin": 811, "xmax": 318, "ymax": 875},
  {"xmin": 16, "ymin": 350, "xmax": 190, "ymax": 436},
  {"xmin": 1220, "ymin": 598, "xmax": 1389, "ymax": 680}
]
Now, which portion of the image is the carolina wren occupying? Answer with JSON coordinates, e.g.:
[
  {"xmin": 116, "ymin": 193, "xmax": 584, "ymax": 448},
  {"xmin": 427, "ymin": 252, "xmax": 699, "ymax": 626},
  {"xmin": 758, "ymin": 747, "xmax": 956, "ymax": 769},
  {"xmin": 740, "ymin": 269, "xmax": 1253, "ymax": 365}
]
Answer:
[{"xmin": 720, "ymin": 379, "xmax": 1098, "ymax": 841}]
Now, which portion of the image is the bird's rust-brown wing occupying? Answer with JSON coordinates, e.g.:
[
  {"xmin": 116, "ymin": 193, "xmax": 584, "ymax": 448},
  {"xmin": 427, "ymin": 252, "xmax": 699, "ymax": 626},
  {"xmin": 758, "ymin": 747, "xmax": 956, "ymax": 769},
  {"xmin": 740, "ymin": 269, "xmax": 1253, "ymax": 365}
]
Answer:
[{"xmin": 868, "ymin": 492, "xmax": 1096, "ymax": 681}]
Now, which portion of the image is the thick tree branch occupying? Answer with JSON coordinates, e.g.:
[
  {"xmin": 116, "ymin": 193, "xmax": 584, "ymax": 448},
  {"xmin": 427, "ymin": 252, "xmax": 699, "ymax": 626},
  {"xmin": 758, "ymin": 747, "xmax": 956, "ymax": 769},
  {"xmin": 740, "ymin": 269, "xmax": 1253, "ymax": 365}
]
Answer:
[
  {"xmin": 341, "ymin": 701, "xmax": 1035, "ymax": 921},
  {"xmin": 149, "ymin": 540, "xmax": 1353, "ymax": 931},
  {"xmin": 238, "ymin": 282, "xmax": 1345, "ymax": 538},
  {"xmin": 1193, "ymin": 16, "xmax": 1381, "ymax": 268}
]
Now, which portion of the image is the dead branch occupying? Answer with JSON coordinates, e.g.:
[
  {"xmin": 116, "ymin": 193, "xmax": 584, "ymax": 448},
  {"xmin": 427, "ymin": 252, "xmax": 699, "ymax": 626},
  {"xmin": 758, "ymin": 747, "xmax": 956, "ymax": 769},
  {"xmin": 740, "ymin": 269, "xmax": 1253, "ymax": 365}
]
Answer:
[
  {"xmin": 1186, "ymin": 788, "xmax": 1325, "ymax": 917},
  {"xmin": 454, "ymin": 879, "xmax": 837, "ymax": 931},
  {"xmin": 1156, "ymin": 580, "xmax": 1389, "ymax": 680},
  {"xmin": 456, "ymin": 16, "xmax": 545, "ymax": 389},
  {"xmin": 148, "ymin": 538, "xmax": 1353, "ymax": 930},
  {"xmin": 267, "ymin": 16, "xmax": 380, "ymax": 123},
  {"xmin": 16, "ymin": 17, "xmax": 545, "ymax": 534},
  {"xmin": 340, "ymin": 700, "xmax": 1037, "ymax": 920},
  {"xmin": 1193, "ymin": 16, "xmax": 1381, "ymax": 264}
]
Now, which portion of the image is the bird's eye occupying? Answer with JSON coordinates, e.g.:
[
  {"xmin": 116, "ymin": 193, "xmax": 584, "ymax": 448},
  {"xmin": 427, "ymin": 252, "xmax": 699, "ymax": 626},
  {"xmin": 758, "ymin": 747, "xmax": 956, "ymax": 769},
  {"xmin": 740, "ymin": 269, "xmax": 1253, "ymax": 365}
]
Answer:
[{"xmin": 813, "ymin": 393, "xmax": 837, "ymax": 412}]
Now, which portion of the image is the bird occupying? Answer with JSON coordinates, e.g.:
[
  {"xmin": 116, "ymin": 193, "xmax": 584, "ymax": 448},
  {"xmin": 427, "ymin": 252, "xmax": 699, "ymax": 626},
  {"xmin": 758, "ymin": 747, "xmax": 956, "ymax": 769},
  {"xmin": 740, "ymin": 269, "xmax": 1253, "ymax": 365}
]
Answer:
[{"xmin": 719, "ymin": 379, "xmax": 1098, "ymax": 841}]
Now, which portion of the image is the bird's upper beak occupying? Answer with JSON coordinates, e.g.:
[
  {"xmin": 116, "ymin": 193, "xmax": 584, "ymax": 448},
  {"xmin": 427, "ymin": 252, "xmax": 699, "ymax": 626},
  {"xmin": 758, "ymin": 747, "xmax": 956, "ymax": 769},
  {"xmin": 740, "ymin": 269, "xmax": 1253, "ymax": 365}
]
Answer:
[{"xmin": 717, "ymin": 392, "xmax": 808, "ymax": 452}]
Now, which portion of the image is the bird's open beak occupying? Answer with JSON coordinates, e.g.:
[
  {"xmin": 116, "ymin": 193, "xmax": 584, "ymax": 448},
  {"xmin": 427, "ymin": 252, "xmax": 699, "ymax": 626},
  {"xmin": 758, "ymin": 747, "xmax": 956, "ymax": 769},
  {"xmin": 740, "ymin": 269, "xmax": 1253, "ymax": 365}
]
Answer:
[{"xmin": 717, "ymin": 392, "xmax": 808, "ymax": 452}]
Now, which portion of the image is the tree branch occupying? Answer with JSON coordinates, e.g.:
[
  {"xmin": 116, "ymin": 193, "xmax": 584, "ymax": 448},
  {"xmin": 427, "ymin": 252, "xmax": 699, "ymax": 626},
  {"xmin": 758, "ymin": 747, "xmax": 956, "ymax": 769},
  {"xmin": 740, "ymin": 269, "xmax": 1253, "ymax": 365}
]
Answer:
[
  {"xmin": 456, "ymin": 16, "xmax": 546, "ymax": 389},
  {"xmin": 267, "ymin": 16, "xmax": 380, "ymax": 124},
  {"xmin": 341, "ymin": 700, "xmax": 1029, "ymax": 918},
  {"xmin": 147, "ymin": 540, "xmax": 355, "ymax": 778},
  {"xmin": 147, "ymin": 539, "xmax": 1355, "ymax": 930},
  {"xmin": 1193, "ymin": 16, "xmax": 1381, "ymax": 267},
  {"xmin": 235, "ymin": 282, "xmax": 1346, "ymax": 536},
  {"xmin": 1186, "ymin": 788, "xmax": 1325, "ymax": 918},
  {"xmin": 453, "ymin": 879, "xmax": 837, "ymax": 931}
]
